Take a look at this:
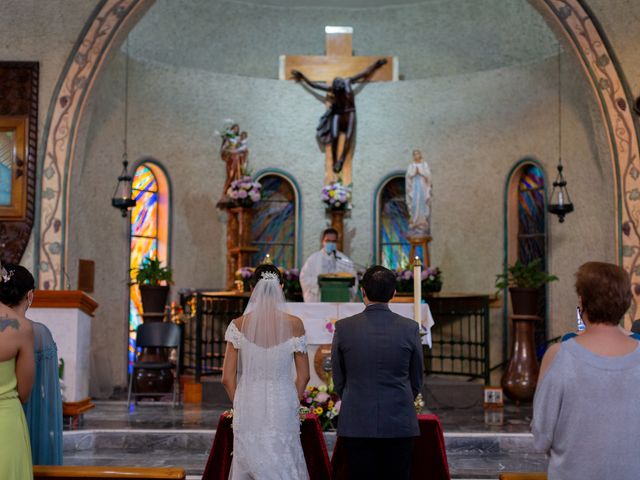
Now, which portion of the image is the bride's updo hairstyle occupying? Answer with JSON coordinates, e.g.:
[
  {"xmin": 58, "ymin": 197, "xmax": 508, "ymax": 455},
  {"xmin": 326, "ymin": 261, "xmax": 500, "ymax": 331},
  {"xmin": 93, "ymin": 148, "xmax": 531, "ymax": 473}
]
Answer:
[
  {"xmin": 252, "ymin": 264, "xmax": 283, "ymax": 288},
  {"xmin": 0, "ymin": 264, "xmax": 35, "ymax": 307}
]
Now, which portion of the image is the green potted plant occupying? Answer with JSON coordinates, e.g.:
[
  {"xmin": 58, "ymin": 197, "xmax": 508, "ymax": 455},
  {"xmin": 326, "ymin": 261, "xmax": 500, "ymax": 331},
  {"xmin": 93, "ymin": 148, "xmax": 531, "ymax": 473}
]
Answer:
[
  {"xmin": 132, "ymin": 256, "xmax": 174, "ymax": 319},
  {"xmin": 495, "ymin": 258, "xmax": 558, "ymax": 315}
]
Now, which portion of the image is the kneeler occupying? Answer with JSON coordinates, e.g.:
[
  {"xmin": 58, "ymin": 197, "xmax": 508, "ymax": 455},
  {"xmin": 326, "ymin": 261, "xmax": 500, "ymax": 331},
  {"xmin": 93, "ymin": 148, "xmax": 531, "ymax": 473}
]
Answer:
[
  {"xmin": 201, "ymin": 413, "xmax": 332, "ymax": 480},
  {"xmin": 331, "ymin": 414, "xmax": 451, "ymax": 480}
]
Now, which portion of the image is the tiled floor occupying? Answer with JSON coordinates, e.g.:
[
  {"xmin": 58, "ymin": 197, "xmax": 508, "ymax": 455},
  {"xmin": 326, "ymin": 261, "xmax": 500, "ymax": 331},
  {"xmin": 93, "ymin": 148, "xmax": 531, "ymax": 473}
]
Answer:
[{"xmin": 63, "ymin": 400, "xmax": 547, "ymax": 479}]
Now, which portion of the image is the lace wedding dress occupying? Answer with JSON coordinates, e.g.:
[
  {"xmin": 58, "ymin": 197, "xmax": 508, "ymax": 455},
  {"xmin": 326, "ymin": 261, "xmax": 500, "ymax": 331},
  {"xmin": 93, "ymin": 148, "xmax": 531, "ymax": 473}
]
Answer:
[{"xmin": 224, "ymin": 274, "xmax": 309, "ymax": 480}]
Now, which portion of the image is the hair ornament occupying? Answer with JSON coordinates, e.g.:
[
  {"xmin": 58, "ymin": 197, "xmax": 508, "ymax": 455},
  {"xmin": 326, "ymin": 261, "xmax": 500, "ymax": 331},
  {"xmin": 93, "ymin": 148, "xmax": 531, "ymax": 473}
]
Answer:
[
  {"xmin": 0, "ymin": 264, "xmax": 13, "ymax": 283},
  {"xmin": 260, "ymin": 271, "xmax": 279, "ymax": 281}
]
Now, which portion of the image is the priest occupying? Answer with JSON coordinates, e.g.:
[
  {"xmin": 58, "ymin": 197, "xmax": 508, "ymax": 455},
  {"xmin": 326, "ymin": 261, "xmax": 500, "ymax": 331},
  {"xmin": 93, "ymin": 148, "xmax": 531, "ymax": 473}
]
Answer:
[{"xmin": 300, "ymin": 227, "xmax": 357, "ymax": 302}]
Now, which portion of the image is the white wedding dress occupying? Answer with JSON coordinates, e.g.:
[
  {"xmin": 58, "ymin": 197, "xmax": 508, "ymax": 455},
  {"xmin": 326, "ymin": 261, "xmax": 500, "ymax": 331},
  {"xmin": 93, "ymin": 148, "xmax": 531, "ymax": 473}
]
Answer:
[{"xmin": 224, "ymin": 289, "xmax": 309, "ymax": 479}]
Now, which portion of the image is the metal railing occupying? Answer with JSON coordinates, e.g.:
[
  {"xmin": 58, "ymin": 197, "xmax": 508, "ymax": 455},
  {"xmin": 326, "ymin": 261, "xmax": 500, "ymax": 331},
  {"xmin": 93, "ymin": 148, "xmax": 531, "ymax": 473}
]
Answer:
[
  {"xmin": 424, "ymin": 295, "xmax": 491, "ymax": 384},
  {"xmin": 181, "ymin": 292, "xmax": 249, "ymax": 382},
  {"xmin": 181, "ymin": 292, "xmax": 491, "ymax": 384}
]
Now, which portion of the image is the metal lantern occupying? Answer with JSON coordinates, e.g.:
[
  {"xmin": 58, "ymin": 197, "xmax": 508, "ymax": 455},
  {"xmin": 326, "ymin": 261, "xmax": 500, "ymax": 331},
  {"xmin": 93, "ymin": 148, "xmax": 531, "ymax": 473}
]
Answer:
[
  {"xmin": 111, "ymin": 158, "xmax": 136, "ymax": 217},
  {"xmin": 547, "ymin": 43, "xmax": 574, "ymax": 223},
  {"xmin": 547, "ymin": 164, "xmax": 574, "ymax": 223}
]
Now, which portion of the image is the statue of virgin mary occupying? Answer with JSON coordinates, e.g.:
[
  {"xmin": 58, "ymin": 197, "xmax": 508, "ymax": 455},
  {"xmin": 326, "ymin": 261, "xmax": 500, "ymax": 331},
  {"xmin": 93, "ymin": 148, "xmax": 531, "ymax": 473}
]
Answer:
[{"xmin": 405, "ymin": 149, "xmax": 432, "ymax": 237}]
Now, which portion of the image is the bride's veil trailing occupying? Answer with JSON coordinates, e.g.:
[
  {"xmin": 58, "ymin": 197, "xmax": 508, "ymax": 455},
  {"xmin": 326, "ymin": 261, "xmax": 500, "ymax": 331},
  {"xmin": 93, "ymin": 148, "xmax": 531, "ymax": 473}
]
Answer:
[
  {"xmin": 239, "ymin": 271, "xmax": 291, "ymax": 348},
  {"xmin": 234, "ymin": 270, "xmax": 293, "ymax": 426}
]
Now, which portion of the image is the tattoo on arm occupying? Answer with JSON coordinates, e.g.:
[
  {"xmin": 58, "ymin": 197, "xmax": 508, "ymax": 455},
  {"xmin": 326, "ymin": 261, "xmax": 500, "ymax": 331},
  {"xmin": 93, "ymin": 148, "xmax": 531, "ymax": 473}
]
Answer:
[{"xmin": 0, "ymin": 317, "xmax": 19, "ymax": 332}]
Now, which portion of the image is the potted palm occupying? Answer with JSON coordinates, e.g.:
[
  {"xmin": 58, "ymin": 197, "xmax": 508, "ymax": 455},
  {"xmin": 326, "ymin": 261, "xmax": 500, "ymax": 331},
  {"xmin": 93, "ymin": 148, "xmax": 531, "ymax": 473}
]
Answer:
[
  {"xmin": 132, "ymin": 256, "xmax": 173, "ymax": 319},
  {"xmin": 495, "ymin": 259, "xmax": 557, "ymax": 315}
]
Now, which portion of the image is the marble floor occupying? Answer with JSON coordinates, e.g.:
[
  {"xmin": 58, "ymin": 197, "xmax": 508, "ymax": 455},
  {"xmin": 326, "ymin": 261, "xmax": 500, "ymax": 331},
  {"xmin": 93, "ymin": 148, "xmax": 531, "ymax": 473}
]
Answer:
[{"xmin": 63, "ymin": 399, "xmax": 547, "ymax": 479}]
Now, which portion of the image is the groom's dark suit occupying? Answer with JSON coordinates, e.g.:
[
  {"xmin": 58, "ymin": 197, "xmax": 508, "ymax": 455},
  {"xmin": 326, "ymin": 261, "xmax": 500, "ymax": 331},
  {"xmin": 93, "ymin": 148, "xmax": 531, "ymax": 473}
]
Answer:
[{"xmin": 331, "ymin": 303, "xmax": 424, "ymax": 479}]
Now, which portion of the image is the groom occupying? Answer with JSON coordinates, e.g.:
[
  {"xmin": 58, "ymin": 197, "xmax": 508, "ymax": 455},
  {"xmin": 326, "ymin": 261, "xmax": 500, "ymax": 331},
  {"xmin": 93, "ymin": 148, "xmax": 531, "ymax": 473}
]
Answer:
[{"xmin": 331, "ymin": 265, "xmax": 424, "ymax": 479}]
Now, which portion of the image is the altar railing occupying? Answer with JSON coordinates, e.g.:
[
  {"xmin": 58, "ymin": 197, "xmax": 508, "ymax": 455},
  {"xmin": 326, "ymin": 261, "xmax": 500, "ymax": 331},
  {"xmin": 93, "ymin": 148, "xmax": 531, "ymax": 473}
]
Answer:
[
  {"xmin": 180, "ymin": 291, "xmax": 249, "ymax": 382},
  {"xmin": 423, "ymin": 295, "xmax": 491, "ymax": 384},
  {"xmin": 180, "ymin": 291, "xmax": 490, "ymax": 384}
]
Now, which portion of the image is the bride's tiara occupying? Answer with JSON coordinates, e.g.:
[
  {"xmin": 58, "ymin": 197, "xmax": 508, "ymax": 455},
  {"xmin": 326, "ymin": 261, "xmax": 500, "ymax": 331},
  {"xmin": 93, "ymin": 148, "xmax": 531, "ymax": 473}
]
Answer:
[{"xmin": 260, "ymin": 272, "xmax": 279, "ymax": 281}]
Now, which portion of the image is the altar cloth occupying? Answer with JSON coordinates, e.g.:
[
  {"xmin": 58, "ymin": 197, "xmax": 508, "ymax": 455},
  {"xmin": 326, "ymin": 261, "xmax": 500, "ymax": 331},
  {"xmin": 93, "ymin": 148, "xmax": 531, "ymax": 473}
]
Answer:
[{"xmin": 287, "ymin": 302, "xmax": 434, "ymax": 348}]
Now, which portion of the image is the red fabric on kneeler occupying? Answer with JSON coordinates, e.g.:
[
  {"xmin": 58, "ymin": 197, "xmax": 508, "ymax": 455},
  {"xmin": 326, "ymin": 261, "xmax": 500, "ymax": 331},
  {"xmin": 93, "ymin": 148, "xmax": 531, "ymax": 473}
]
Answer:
[
  {"xmin": 201, "ymin": 413, "xmax": 332, "ymax": 480},
  {"xmin": 331, "ymin": 414, "xmax": 450, "ymax": 480}
]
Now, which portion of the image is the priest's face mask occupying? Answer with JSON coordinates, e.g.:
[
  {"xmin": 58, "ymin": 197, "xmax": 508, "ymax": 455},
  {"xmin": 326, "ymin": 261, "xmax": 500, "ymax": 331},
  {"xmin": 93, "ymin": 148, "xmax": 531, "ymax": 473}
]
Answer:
[{"xmin": 322, "ymin": 233, "xmax": 338, "ymax": 254}]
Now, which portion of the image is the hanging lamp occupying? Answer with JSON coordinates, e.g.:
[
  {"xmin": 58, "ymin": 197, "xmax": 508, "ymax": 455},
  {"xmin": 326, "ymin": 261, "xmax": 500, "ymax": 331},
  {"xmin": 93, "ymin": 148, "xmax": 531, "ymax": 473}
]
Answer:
[
  {"xmin": 111, "ymin": 37, "xmax": 136, "ymax": 217},
  {"xmin": 547, "ymin": 43, "xmax": 574, "ymax": 223}
]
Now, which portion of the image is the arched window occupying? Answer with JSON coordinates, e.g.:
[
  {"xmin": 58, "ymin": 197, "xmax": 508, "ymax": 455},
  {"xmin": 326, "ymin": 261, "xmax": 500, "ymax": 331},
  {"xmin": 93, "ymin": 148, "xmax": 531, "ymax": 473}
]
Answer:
[
  {"xmin": 129, "ymin": 162, "xmax": 171, "ymax": 372},
  {"xmin": 377, "ymin": 175, "xmax": 410, "ymax": 270},
  {"xmin": 251, "ymin": 173, "xmax": 299, "ymax": 268},
  {"xmin": 504, "ymin": 161, "xmax": 548, "ymax": 357}
]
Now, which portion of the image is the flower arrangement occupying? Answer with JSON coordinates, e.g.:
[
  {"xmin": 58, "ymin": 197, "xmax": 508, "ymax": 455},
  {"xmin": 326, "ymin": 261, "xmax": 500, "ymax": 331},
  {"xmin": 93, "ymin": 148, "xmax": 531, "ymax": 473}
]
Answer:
[
  {"xmin": 321, "ymin": 181, "xmax": 352, "ymax": 211},
  {"xmin": 422, "ymin": 266, "xmax": 443, "ymax": 293},
  {"xmin": 227, "ymin": 175, "xmax": 262, "ymax": 208},
  {"xmin": 395, "ymin": 266, "xmax": 443, "ymax": 294},
  {"xmin": 235, "ymin": 267, "xmax": 254, "ymax": 291},
  {"xmin": 300, "ymin": 383, "xmax": 341, "ymax": 431},
  {"xmin": 283, "ymin": 268, "xmax": 302, "ymax": 301}
]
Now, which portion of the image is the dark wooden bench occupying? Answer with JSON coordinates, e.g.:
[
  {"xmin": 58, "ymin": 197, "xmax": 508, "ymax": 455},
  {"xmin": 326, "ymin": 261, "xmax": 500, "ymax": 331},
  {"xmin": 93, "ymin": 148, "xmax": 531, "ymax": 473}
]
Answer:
[{"xmin": 33, "ymin": 466, "xmax": 186, "ymax": 480}]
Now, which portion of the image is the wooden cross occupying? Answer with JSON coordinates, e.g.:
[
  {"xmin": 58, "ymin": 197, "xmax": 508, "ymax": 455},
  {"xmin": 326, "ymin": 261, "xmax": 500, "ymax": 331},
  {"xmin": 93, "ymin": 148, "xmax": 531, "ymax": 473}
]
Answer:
[{"xmin": 280, "ymin": 26, "xmax": 396, "ymax": 186}]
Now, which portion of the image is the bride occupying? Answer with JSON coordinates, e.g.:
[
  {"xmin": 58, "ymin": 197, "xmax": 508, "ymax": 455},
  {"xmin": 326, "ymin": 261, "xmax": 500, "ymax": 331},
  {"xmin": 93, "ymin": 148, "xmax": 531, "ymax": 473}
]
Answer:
[{"xmin": 221, "ymin": 264, "xmax": 311, "ymax": 479}]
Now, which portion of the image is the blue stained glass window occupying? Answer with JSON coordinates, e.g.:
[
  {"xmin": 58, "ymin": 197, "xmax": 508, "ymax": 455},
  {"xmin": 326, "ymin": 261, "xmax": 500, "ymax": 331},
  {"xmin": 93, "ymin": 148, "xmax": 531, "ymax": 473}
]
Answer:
[
  {"xmin": 380, "ymin": 177, "xmax": 411, "ymax": 270},
  {"xmin": 251, "ymin": 175, "xmax": 296, "ymax": 268}
]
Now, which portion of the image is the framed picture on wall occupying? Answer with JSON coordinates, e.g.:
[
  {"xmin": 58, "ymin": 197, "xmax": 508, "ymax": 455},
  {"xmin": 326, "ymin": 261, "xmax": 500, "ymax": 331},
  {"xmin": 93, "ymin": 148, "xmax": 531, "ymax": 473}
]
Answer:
[{"xmin": 0, "ymin": 116, "xmax": 28, "ymax": 219}]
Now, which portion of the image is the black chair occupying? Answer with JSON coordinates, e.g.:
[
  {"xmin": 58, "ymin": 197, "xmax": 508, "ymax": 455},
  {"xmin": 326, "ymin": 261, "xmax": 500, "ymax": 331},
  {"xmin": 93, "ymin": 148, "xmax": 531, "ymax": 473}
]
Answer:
[{"xmin": 127, "ymin": 322, "xmax": 181, "ymax": 407}]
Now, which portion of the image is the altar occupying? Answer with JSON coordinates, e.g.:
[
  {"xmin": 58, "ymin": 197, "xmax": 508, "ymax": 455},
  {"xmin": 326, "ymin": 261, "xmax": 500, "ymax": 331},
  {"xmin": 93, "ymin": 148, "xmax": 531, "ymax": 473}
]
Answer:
[{"xmin": 287, "ymin": 302, "xmax": 434, "ymax": 386}]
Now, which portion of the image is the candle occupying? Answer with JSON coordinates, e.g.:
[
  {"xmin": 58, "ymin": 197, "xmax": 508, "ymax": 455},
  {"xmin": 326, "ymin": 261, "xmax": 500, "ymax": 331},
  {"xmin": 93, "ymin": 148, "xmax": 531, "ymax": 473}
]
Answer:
[{"xmin": 413, "ymin": 256, "xmax": 422, "ymax": 326}]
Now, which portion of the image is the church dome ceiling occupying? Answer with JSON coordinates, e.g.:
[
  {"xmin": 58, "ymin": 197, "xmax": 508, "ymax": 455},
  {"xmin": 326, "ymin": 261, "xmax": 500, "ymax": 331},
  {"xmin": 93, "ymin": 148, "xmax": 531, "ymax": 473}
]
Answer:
[{"xmin": 127, "ymin": 0, "xmax": 558, "ymax": 80}]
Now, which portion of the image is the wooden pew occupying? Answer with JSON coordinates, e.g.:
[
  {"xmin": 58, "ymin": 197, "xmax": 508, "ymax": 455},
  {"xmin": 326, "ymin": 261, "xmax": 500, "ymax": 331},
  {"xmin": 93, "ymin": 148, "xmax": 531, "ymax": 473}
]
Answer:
[
  {"xmin": 33, "ymin": 466, "xmax": 186, "ymax": 479},
  {"xmin": 499, "ymin": 473, "xmax": 547, "ymax": 480}
]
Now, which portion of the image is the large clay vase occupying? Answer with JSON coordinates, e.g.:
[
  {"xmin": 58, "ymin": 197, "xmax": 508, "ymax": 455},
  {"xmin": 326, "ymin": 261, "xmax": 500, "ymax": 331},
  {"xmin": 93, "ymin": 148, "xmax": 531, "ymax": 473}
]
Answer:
[{"xmin": 501, "ymin": 315, "xmax": 539, "ymax": 402}]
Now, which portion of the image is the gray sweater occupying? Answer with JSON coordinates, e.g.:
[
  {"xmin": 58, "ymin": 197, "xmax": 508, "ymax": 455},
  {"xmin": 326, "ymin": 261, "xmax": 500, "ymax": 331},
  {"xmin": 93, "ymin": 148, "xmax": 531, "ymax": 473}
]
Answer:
[{"xmin": 532, "ymin": 338, "xmax": 640, "ymax": 480}]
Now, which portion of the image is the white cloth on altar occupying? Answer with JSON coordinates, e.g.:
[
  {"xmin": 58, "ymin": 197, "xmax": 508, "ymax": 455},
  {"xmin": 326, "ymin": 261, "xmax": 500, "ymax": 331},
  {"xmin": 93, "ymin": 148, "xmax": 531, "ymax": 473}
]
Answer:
[
  {"xmin": 299, "ymin": 249, "xmax": 357, "ymax": 303},
  {"xmin": 286, "ymin": 302, "xmax": 434, "ymax": 348}
]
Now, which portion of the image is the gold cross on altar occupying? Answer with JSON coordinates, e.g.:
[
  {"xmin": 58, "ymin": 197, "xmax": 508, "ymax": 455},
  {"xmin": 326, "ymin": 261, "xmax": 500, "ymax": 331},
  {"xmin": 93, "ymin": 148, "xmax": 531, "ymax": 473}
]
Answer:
[{"xmin": 280, "ymin": 26, "xmax": 396, "ymax": 185}]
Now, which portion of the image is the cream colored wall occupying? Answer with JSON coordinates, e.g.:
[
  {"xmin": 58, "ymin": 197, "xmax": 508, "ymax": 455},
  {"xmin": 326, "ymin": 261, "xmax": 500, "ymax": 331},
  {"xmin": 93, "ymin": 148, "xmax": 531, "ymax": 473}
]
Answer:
[{"xmin": 2, "ymin": 0, "xmax": 639, "ymax": 393}]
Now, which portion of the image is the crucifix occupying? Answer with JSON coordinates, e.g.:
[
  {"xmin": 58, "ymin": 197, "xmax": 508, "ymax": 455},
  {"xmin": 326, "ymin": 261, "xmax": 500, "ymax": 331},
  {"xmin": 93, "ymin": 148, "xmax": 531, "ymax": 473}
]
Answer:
[{"xmin": 280, "ymin": 26, "xmax": 397, "ymax": 186}]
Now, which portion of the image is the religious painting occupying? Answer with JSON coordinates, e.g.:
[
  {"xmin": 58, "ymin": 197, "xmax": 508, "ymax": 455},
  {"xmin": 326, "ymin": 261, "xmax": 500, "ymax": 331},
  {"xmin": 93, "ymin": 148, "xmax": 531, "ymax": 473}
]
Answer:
[
  {"xmin": 0, "ymin": 62, "xmax": 38, "ymax": 265},
  {"xmin": 379, "ymin": 177, "xmax": 411, "ymax": 270},
  {"xmin": 251, "ymin": 174, "xmax": 297, "ymax": 268},
  {"xmin": 0, "ymin": 117, "xmax": 27, "ymax": 218}
]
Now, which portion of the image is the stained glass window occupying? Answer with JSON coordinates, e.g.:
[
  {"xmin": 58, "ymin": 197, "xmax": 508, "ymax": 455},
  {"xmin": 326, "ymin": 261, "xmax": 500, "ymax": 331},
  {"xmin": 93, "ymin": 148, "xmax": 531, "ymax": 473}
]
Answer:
[
  {"xmin": 517, "ymin": 164, "xmax": 547, "ymax": 350},
  {"xmin": 129, "ymin": 164, "xmax": 167, "ymax": 373},
  {"xmin": 251, "ymin": 174, "xmax": 296, "ymax": 268},
  {"xmin": 379, "ymin": 177, "xmax": 411, "ymax": 270},
  {"xmin": 518, "ymin": 165, "xmax": 546, "ymax": 264}
]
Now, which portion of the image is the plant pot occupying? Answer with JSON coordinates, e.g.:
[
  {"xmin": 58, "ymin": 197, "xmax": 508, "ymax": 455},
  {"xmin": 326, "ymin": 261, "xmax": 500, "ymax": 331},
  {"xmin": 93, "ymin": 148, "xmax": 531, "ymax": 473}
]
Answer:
[
  {"xmin": 509, "ymin": 287, "xmax": 539, "ymax": 316},
  {"xmin": 140, "ymin": 284, "xmax": 170, "ymax": 314}
]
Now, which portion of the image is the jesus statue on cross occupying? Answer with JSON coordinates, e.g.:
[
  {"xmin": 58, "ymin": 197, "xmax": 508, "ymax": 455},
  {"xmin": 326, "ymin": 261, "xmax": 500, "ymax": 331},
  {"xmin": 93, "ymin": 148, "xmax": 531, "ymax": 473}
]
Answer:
[{"xmin": 292, "ymin": 57, "xmax": 387, "ymax": 174}]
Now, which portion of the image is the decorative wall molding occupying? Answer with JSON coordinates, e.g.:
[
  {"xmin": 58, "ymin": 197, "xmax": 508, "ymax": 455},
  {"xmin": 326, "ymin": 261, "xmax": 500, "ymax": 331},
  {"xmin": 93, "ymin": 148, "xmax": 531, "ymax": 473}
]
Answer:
[
  {"xmin": 36, "ymin": 0, "xmax": 153, "ymax": 290},
  {"xmin": 36, "ymin": 0, "xmax": 640, "ymax": 322},
  {"xmin": 539, "ymin": 0, "xmax": 640, "ymax": 319}
]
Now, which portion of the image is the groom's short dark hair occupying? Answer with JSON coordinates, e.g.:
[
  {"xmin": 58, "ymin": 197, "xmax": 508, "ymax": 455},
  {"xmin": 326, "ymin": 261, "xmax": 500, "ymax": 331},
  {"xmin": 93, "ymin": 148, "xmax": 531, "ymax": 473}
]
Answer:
[{"xmin": 361, "ymin": 266, "xmax": 396, "ymax": 302}]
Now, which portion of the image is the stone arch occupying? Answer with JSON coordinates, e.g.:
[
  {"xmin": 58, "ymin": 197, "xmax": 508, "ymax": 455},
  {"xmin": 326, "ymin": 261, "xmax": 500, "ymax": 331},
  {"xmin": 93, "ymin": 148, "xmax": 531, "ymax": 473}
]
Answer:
[{"xmin": 35, "ymin": 0, "xmax": 640, "ymax": 318}]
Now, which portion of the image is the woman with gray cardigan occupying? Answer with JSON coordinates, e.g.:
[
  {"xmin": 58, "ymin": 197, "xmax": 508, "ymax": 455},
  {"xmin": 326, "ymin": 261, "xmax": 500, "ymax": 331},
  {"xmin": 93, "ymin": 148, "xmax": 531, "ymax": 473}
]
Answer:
[{"xmin": 532, "ymin": 261, "xmax": 640, "ymax": 479}]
